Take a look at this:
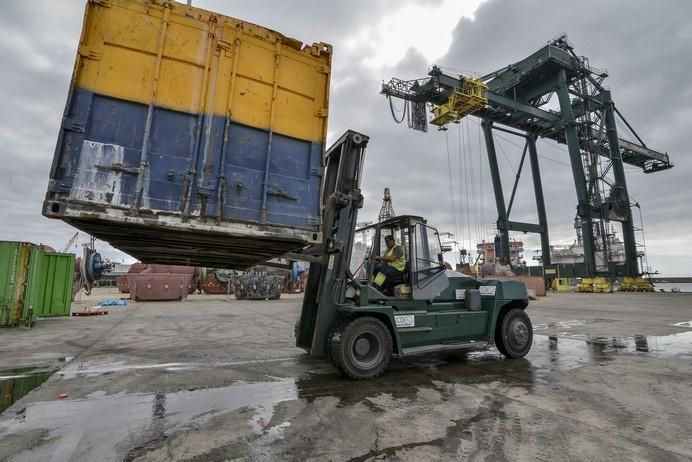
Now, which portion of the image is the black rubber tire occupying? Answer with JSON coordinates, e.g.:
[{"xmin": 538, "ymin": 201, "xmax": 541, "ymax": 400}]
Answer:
[
  {"xmin": 495, "ymin": 308, "xmax": 533, "ymax": 358},
  {"xmin": 325, "ymin": 322, "xmax": 341, "ymax": 368},
  {"xmin": 329, "ymin": 317, "xmax": 392, "ymax": 380}
]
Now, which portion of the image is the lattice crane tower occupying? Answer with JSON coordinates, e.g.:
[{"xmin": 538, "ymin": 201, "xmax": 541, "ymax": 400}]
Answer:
[{"xmin": 378, "ymin": 187, "xmax": 396, "ymax": 222}]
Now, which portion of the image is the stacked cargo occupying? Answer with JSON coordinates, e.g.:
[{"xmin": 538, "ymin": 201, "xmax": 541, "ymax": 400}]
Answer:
[
  {"xmin": 43, "ymin": 0, "xmax": 332, "ymax": 269},
  {"xmin": 0, "ymin": 242, "xmax": 75, "ymax": 327}
]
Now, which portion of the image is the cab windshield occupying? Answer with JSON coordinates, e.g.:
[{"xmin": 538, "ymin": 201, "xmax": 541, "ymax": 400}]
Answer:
[{"xmin": 350, "ymin": 226, "xmax": 376, "ymax": 279}]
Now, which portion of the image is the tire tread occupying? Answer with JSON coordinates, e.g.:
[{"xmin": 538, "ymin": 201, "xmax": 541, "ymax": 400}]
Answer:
[{"xmin": 329, "ymin": 316, "xmax": 392, "ymax": 380}]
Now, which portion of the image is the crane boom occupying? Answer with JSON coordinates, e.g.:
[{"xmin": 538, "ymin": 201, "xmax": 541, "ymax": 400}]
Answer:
[{"xmin": 61, "ymin": 232, "xmax": 79, "ymax": 253}]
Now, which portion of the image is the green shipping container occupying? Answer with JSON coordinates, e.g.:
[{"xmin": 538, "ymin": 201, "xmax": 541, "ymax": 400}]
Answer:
[
  {"xmin": 0, "ymin": 241, "xmax": 75, "ymax": 327},
  {"xmin": 0, "ymin": 242, "xmax": 32, "ymax": 327},
  {"xmin": 25, "ymin": 249, "xmax": 75, "ymax": 321}
]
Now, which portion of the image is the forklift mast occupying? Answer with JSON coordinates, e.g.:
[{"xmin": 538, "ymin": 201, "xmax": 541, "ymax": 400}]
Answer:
[{"xmin": 296, "ymin": 130, "xmax": 369, "ymax": 357}]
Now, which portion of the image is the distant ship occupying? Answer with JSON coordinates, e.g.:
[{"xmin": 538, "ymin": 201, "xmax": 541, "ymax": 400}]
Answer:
[{"xmin": 533, "ymin": 235, "xmax": 635, "ymax": 266}]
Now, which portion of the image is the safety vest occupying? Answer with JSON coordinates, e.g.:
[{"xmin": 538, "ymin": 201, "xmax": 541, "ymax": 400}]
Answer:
[{"xmin": 385, "ymin": 244, "xmax": 406, "ymax": 272}]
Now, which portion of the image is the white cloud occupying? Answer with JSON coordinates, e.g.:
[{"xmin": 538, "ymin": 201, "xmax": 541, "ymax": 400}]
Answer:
[{"xmin": 349, "ymin": 0, "xmax": 488, "ymax": 68}]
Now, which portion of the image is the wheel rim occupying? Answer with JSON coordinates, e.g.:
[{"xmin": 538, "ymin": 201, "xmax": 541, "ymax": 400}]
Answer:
[
  {"xmin": 349, "ymin": 330, "xmax": 383, "ymax": 369},
  {"xmin": 508, "ymin": 318, "xmax": 530, "ymax": 350}
]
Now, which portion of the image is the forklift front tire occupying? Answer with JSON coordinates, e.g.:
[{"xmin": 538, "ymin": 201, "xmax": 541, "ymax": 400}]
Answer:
[
  {"xmin": 330, "ymin": 317, "xmax": 392, "ymax": 380},
  {"xmin": 495, "ymin": 308, "xmax": 533, "ymax": 358}
]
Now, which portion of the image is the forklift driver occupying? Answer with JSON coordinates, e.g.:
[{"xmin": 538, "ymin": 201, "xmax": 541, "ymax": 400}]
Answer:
[{"xmin": 373, "ymin": 235, "xmax": 406, "ymax": 295}]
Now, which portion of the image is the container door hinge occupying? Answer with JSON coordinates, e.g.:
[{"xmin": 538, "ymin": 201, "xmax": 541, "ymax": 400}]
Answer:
[
  {"xmin": 216, "ymin": 39, "xmax": 233, "ymax": 57},
  {"xmin": 78, "ymin": 45, "xmax": 101, "ymax": 60},
  {"xmin": 313, "ymin": 108, "xmax": 328, "ymax": 118},
  {"xmin": 89, "ymin": 0, "xmax": 112, "ymax": 7},
  {"xmin": 316, "ymin": 64, "xmax": 330, "ymax": 74},
  {"xmin": 62, "ymin": 117, "xmax": 86, "ymax": 133},
  {"xmin": 197, "ymin": 186, "xmax": 215, "ymax": 197},
  {"xmin": 307, "ymin": 216, "xmax": 319, "ymax": 226},
  {"xmin": 309, "ymin": 44, "xmax": 331, "ymax": 58}
]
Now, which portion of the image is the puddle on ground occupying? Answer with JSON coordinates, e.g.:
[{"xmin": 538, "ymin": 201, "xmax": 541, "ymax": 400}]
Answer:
[
  {"xmin": 532, "ymin": 318, "xmax": 615, "ymax": 331},
  {"xmin": 56, "ymin": 356, "xmax": 298, "ymax": 378},
  {"xmin": 0, "ymin": 362, "xmax": 65, "ymax": 414},
  {"xmin": 0, "ymin": 378, "xmax": 298, "ymax": 462},
  {"xmin": 557, "ymin": 331, "xmax": 692, "ymax": 356}
]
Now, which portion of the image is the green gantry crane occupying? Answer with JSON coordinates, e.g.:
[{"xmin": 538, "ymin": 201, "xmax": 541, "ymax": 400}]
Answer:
[{"xmin": 381, "ymin": 34, "xmax": 672, "ymax": 279}]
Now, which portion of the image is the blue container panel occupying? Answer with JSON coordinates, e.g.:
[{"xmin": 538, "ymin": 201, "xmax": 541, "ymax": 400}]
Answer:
[
  {"xmin": 147, "ymin": 107, "xmax": 198, "ymax": 212},
  {"xmin": 48, "ymin": 89, "xmax": 322, "ymax": 229}
]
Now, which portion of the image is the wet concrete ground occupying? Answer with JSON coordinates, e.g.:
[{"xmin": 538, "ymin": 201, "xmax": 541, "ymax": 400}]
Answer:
[{"xmin": 1, "ymin": 290, "xmax": 691, "ymax": 461}]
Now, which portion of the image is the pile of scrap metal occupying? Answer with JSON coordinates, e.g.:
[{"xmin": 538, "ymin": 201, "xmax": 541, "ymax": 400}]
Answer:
[
  {"xmin": 201, "ymin": 269, "xmax": 238, "ymax": 295},
  {"xmin": 117, "ymin": 265, "xmax": 201, "ymax": 301},
  {"xmin": 231, "ymin": 260, "xmax": 307, "ymax": 300},
  {"xmin": 233, "ymin": 266, "xmax": 286, "ymax": 300}
]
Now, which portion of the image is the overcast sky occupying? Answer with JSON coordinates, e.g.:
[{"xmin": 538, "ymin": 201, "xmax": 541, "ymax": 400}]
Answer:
[{"xmin": 1, "ymin": 0, "xmax": 690, "ymax": 276}]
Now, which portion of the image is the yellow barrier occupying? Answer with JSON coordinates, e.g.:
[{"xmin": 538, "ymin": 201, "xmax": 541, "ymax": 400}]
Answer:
[
  {"xmin": 592, "ymin": 277, "xmax": 613, "ymax": 293},
  {"xmin": 619, "ymin": 277, "xmax": 654, "ymax": 292},
  {"xmin": 576, "ymin": 278, "xmax": 593, "ymax": 292},
  {"xmin": 551, "ymin": 278, "xmax": 572, "ymax": 292}
]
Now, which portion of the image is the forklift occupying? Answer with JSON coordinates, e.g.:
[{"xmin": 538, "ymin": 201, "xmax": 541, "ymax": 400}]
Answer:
[{"xmin": 295, "ymin": 130, "xmax": 533, "ymax": 380}]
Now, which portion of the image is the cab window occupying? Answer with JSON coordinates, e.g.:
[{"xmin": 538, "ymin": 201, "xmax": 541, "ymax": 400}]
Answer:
[
  {"xmin": 350, "ymin": 226, "xmax": 376, "ymax": 279},
  {"xmin": 413, "ymin": 223, "xmax": 444, "ymax": 288}
]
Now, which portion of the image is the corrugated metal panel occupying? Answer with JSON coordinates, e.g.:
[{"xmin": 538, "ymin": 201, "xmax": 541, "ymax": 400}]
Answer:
[
  {"xmin": 43, "ymin": 0, "xmax": 330, "ymax": 269},
  {"xmin": 0, "ymin": 242, "xmax": 32, "ymax": 327},
  {"xmin": 0, "ymin": 243, "xmax": 75, "ymax": 326},
  {"xmin": 25, "ymin": 249, "xmax": 76, "ymax": 320}
]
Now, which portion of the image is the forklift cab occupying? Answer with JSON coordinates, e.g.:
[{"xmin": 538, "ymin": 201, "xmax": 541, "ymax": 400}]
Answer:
[{"xmin": 349, "ymin": 215, "xmax": 449, "ymax": 301}]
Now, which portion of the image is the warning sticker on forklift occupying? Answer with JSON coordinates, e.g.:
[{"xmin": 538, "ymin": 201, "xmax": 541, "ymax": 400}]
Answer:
[
  {"xmin": 479, "ymin": 286, "xmax": 496, "ymax": 296},
  {"xmin": 455, "ymin": 289, "xmax": 465, "ymax": 299},
  {"xmin": 395, "ymin": 315, "xmax": 415, "ymax": 328}
]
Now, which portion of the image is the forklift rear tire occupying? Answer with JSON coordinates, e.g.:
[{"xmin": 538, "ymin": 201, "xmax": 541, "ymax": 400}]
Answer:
[
  {"xmin": 330, "ymin": 317, "xmax": 392, "ymax": 380},
  {"xmin": 495, "ymin": 308, "xmax": 533, "ymax": 358}
]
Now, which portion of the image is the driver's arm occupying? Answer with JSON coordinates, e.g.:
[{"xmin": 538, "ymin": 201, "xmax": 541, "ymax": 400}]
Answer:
[{"xmin": 375, "ymin": 246, "xmax": 401, "ymax": 263}]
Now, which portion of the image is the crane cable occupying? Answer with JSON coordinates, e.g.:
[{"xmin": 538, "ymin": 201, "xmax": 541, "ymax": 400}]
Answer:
[
  {"xmin": 478, "ymin": 121, "xmax": 487, "ymax": 243},
  {"xmin": 460, "ymin": 120, "xmax": 479, "ymax": 253},
  {"xmin": 465, "ymin": 119, "xmax": 482, "ymax": 249},
  {"xmin": 459, "ymin": 122, "xmax": 471, "ymax": 251},
  {"xmin": 387, "ymin": 95, "xmax": 409, "ymax": 124},
  {"xmin": 456, "ymin": 123, "xmax": 464, "ymax": 251},
  {"xmin": 444, "ymin": 131, "xmax": 459, "ymax": 255}
]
